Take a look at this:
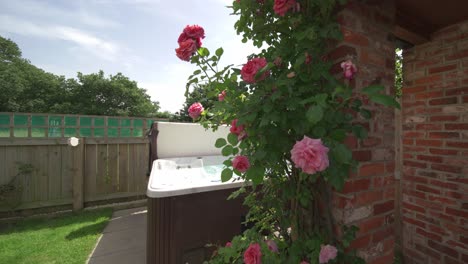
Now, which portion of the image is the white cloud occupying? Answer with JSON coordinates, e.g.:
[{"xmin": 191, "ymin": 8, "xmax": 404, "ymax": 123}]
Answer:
[{"xmin": 0, "ymin": 15, "xmax": 119, "ymax": 61}]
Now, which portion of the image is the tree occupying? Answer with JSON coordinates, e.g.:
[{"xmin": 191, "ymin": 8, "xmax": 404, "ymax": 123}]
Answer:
[
  {"xmin": 0, "ymin": 35, "xmax": 162, "ymax": 117},
  {"xmin": 172, "ymin": 84, "xmax": 215, "ymax": 121}
]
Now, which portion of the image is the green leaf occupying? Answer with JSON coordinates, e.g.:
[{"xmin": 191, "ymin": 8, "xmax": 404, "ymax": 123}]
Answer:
[
  {"xmin": 221, "ymin": 168, "xmax": 233, "ymax": 182},
  {"xmin": 215, "ymin": 138, "xmax": 227, "ymax": 148},
  {"xmin": 352, "ymin": 125, "xmax": 368, "ymax": 139},
  {"xmin": 312, "ymin": 126, "xmax": 326, "ymax": 137},
  {"xmin": 193, "ymin": 69, "xmax": 201, "ymax": 75},
  {"xmin": 330, "ymin": 129, "xmax": 346, "ymax": 141},
  {"xmin": 306, "ymin": 106, "xmax": 323, "ymax": 124},
  {"xmin": 246, "ymin": 166, "xmax": 265, "ymax": 185},
  {"xmin": 223, "ymin": 159, "xmax": 232, "ymax": 167},
  {"xmin": 215, "ymin": 47, "xmax": 224, "ymax": 57},
  {"xmin": 333, "ymin": 143, "xmax": 352, "ymax": 164},
  {"xmin": 360, "ymin": 108, "xmax": 372, "ymax": 119},
  {"xmin": 362, "ymin": 84, "xmax": 384, "ymax": 95},
  {"xmin": 198, "ymin": 47, "xmax": 210, "ymax": 57},
  {"xmin": 369, "ymin": 94, "xmax": 401, "ymax": 109},
  {"xmin": 227, "ymin": 133, "xmax": 238, "ymax": 146},
  {"xmin": 222, "ymin": 145, "xmax": 233, "ymax": 156}
]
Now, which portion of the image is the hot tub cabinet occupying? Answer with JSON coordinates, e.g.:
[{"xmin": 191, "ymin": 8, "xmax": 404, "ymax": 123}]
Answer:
[
  {"xmin": 147, "ymin": 188, "xmax": 244, "ymax": 263},
  {"xmin": 147, "ymin": 156, "xmax": 245, "ymax": 264}
]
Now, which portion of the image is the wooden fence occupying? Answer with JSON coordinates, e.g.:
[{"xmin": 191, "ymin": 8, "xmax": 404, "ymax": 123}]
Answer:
[{"xmin": 0, "ymin": 112, "xmax": 163, "ymax": 215}]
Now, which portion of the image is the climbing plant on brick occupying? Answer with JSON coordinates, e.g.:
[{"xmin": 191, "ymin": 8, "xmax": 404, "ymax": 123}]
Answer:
[{"xmin": 174, "ymin": 0, "xmax": 399, "ymax": 263}]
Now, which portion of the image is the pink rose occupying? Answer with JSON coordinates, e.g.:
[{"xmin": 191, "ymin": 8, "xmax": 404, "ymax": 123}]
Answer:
[
  {"xmin": 290, "ymin": 136, "xmax": 329, "ymax": 174},
  {"xmin": 266, "ymin": 240, "xmax": 278, "ymax": 253},
  {"xmin": 225, "ymin": 241, "xmax": 232, "ymax": 247},
  {"xmin": 176, "ymin": 39, "xmax": 197, "ymax": 61},
  {"xmin": 233, "ymin": 155, "xmax": 250, "ymax": 173},
  {"xmin": 188, "ymin": 102, "xmax": 204, "ymax": 119},
  {"xmin": 218, "ymin": 90, "xmax": 226, "ymax": 101},
  {"xmin": 319, "ymin": 244, "xmax": 338, "ymax": 264},
  {"xmin": 241, "ymin": 57, "xmax": 269, "ymax": 83},
  {"xmin": 230, "ymin": 119, "xmax": 245, "ymax": 136},
  {"xmin": 273, "ymin": 0, "xmax": 296, "ymax": 16},
  {"xmin": 244, "ymin": 243, "xmax": 262, "ymax": 264},
  {"xmin": 183, "ymin": 25, "xmax": 205, "ymax": 40},
  {"xmin": 340, "ymin": 60, "xmax": 357, "ymax": 80}
]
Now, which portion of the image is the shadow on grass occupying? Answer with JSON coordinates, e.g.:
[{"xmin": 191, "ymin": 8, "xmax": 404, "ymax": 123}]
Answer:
[
  {"xmin": 0, "ymin": 208, "xmax": 113, "ymax": 235},
  {"xmin": 65, "ymin": 221, "xmax": 109, "ymax": 240}
]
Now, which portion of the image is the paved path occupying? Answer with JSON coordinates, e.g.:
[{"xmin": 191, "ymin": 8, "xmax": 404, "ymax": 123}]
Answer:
[{"xmin": 87, "ymin": 207, "xmax": 147, "ymax": 264}]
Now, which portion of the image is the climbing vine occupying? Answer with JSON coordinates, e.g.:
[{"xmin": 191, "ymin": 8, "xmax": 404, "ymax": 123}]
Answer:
[{"xmin": 174, "ymin": 0, "xmax": 399, "ymax": 263}]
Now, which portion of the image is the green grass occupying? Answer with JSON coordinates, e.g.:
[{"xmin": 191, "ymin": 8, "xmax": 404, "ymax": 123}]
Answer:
[{"xmin": 0, "ymin": 208, "xmax": 113, "ymax": 264}]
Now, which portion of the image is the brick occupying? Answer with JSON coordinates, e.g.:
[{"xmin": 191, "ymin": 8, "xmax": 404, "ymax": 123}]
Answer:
[
  {"xmin": 414, "ymin": 197, "xmax": 443, "ymax": 211},
  {"xmin": 429, "ymin": 148, "xmax": 458, "ymax": 156},
  {"xmin": 416, "ymin": 184, "xmax": 441, "ymax": 195},
  {"xmin": 403, "ymin": 131, "xmax": 425, "ymax": 138},
  {"xmin": 446, "ymin": 86, "xmax": 468, "ymax": 96},
  {"xmin": 372, "ymin": 225, "xmax": 394, "ymax": 243},
  {"xmin": 445, "ymin": 123, "xmax": 468, "ymax": 130},
  {"xmin": 447, "ymin": 141, "xmax": 468, "ymax": 148},
  {"xmin": 344, "ymin": 135, "xmax": 358, "ymax": 149},
  {"xmin": 404, "ymin": 175, "xmax": 428, "ymax": 184},
  {"xmin": 444, "ymin": 256, "xmax": 463, "ymax": 264},
  {"xmin": 416, "ymin": 213, "xmax": 440, "ymax": 225},
  {"xmin": 402, "ymin": 201, "xmax": 425, "ymax": 213},
  {"xmin": 446, "ymin": 49, "xmax": 468, "ymax": 61},
  {"xmin": 415, "ymin": 74, "xmax": 442, "ymax": 84},
  {"xmin": 429, "ymin": 132, "xmax": 460, "ymax": 139},
  {"xmin": 415, "ymin": 57, "xmax": 443, "ymax": 68},
  {"xmin": 431, "ymin": 164, "xmax": 462, "ymax": 173},
  {"xmin": 361, "ymin": 50, "xmax": 386, "ymax": 67},
  {"xmin": 373, "ymin": 200, "xmax": 394, "ymax": 215},
  {"xmin": 415, "ymin": 139, "xmax": 442, "ymax": 147},
  {"xmin": 414, "ymin": 244, "xmax": 442, "ymax": 260},
  {"xmin": 442, "ymin": 105, "xmax": 467, "ymax": 113},
  {"xmin": 361, "ymin": 137, "xmax": 382, "ymax": 147},
  {"xmin": 359, "ymin": 163, "xmax": 386, "ymax": 177},
  {"xmin": 352, "ymin": 150, "xmax": 372, "ymax": 161},
  {"xmin": 354, "ymin": 191, "xmax": 383, "ymax": 206},
  {"xmin": 327, "ymin": 45, "xmax": 357, "ymax": 61},
  {"xmin": 404, "ymin": 85, "xmax": 426, "ymax": 94},
  {"xmin": 342, "ymin": 28, "xmax": 369, "ymax": 46},
  {"xmin": 342, "ymin": 178, "xmax": 371, "ymax": 193},
  {"xmin": 447, "ymin": 240, "xmax": 467, "ymax": 250},
  {"xmin": 403, "ymin": 216, "xmax": 426, "ymax": 228},
  {"xmin": 414, "ymin": 90, "xmax": 444, "ymax": 100},
  {"xmin": 429, "ymin": 97, "xmax": 458, "ymax": 105},
  {"xmin": 428, "ymin": 195, "xmax": 457, "ymax": 205},
  {"xmin": 428, "ymin": 240, "xmax": 459, "ymax": 259},
  {"xmin": 429, "ymin": 179, "xmax": 459, "ymax": 190},
  {"xmin": 446, "ymin": 207, "xmax": 468, "ymax": 218},
  {"xmin": 416, "ymin": 155, "xmax": 443, "ymax": 163},
  {"xmin": 430, "ymin": 115, "xmax": 459, "ymax": 122},
  {"xmin": 428, "ymin": 64, "xmax": 457, "ymax": 74},
  {"xmin": 415, "ymin": 123, "xmax": 442, "ymax": 130},
  {"xmin": 402, "ymin": 138, "xmax": 413, "ymax": 145},
  {"xmin": 428, "ymin": 223, "xmax": 449, "ymax": 236},
  {"xmin": 417, "ymin": 170, "xmax": 438, "ymax": 178},
  {"xmin": 373, "ymin": 175, "xmax": 394, "ymax": 188},
  {"xmin": 358, "ymin": 216, "xmax": 384, "ymax": 234},
  {"xmin": 348, "ymin": 234, "xmax": 371, "ymax": 250},
  {"xmin": 416, "ymin": 228, "xmax": 442, "ymax": 242},
  {"xmin": 403, "ymin": 160, "xmax": 427, "ymax": 169}
]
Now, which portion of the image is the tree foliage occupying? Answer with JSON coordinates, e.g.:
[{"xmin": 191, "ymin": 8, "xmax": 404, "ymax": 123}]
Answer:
[{"xmin": 0, "ymin": 35, "xmax": 161, "ymax": 117}]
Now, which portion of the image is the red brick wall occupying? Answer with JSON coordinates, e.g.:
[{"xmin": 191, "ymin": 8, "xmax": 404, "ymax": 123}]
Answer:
[
  {"xmin": 402, "ymin": 20, "xmax": 468, "ymax": 264},
  {"xmin": 330, "ymin": 1, "xmax": 397, "ymax": 263}
]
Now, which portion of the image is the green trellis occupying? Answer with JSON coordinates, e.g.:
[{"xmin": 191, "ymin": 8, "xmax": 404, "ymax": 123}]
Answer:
[{"xmin": 0, "ymin": 112, "xmax": 162, "ymax": 138}]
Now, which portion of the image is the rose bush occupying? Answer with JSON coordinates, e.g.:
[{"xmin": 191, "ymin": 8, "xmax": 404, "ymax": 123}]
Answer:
[{"xmin": 176, "ymin": 0, "xmax": 399, "ymax": 263}]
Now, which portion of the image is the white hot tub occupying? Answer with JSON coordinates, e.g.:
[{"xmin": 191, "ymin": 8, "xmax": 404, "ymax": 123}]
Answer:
[{"xmin": 146, "ymin": 155, "xmax": 243, "ymax": 198}]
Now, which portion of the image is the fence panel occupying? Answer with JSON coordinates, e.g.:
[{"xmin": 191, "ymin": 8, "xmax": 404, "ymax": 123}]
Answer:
[{"xmin": 0, "ymin": 112, "xmax": 160, "ymax": 213}]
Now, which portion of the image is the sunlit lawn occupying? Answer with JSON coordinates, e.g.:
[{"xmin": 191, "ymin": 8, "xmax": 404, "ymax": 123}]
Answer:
[{"xmin": 0, "ymin": 208, "xmax": 113, "ymax": 264}]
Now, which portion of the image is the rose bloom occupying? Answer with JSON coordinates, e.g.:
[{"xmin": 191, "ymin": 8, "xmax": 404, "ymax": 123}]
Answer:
[
  {"xmin": 290, "ymin": 136, "xmax": 329, "ymax": 174},
  {"xmin": 340, "ymin": 60, "xmax": 357, "ymax": 80},
  {"xmin": 218, "ymin": 90, "xmax": 226, "ymax": 101},
  {"xmin": 319, "ymin": 244, "xmax": 338, "ymax": 264},
  {"xmin": 183, "ymin": 24, "xmax": 205, "ymax": 40},
  {"xmin": 273, "ymin": 0, "xmax": 296, "ymax": 16},
  {"xmin": 230, "ymin": 119, "xmax": 245, "ymax": 136},
  {"xmin": 188, "ymin": 102, "xmax": 204, "ymax": 119},
  {"xmin": 241, "ymin": 57, "xmax": 269, "ymax": 83},
  {"xmin": 244, "ymin": 243, "xmax": 262, "ymax": 264},
  {"xmin": 233, "ymin": 155, "xmax": 250, "ymax": 173},
  {"xmin": 176, "ymin": 39, "xmax": 198, "ymax": 61},
  {"xmin": 225, "ymin": 241, "xmax": 232, "ymax": 247},
  {"xmin": 266, "ymin": 240, "xmax": 278, "ymax": 253}
]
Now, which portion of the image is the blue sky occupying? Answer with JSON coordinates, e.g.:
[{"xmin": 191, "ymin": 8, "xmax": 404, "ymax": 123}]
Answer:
[{"xmin": 0, "ymin": 0, "xmax": 258, "ymax": 112}]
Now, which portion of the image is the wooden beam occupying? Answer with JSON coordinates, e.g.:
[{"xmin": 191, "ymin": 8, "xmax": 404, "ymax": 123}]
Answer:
[{"xmin": 393, "ymin": 25, "xmax": 429, "ymax": 45}]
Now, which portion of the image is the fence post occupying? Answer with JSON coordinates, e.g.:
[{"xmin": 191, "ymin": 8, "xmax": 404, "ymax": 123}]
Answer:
[{"xmin": 71, "ymin": 137, "xmax": 85, "ymax": 211}]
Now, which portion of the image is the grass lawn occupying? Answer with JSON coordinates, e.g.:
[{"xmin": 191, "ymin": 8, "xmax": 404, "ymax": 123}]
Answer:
[{"xmin": 0, "ymin": 208, "xmax": 113, "ymax": 264}]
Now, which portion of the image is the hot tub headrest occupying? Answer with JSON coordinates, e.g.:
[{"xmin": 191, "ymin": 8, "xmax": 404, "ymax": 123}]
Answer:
[{"xmin": 155, "ymin": 122, "xmax": 229, "ymax": 159}]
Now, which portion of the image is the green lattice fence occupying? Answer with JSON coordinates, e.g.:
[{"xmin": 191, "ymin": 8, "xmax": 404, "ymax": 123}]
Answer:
[{"xmin": 0, "ymin": 112, "xmax": 160, "ymax": 138}]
